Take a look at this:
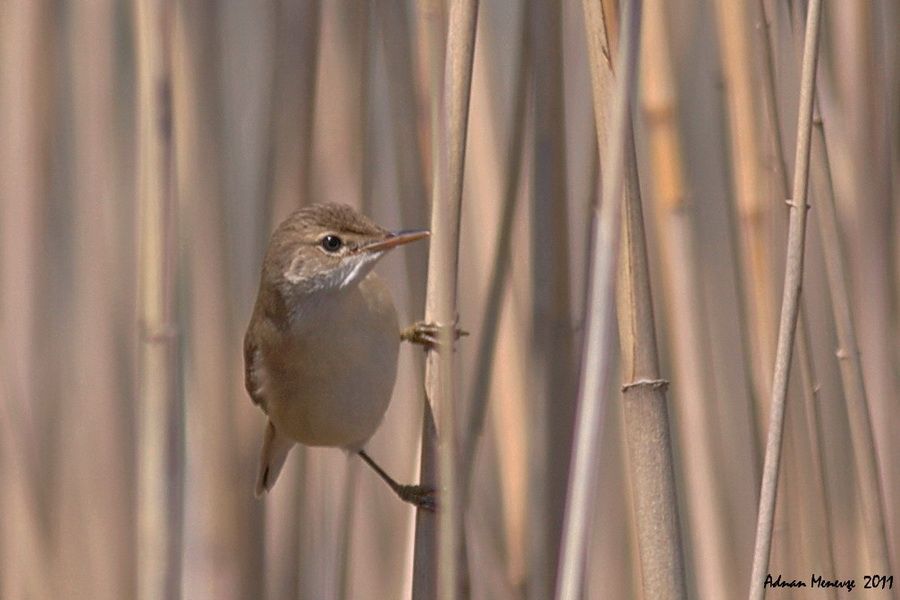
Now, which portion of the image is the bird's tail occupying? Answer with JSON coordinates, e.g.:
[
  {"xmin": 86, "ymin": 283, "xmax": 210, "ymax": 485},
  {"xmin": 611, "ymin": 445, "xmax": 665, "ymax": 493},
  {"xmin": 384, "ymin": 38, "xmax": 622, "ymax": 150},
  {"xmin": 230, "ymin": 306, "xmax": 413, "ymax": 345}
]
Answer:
[{"xmin": 255, "ymin": 419, "xmax": 294, "ymax": 497}]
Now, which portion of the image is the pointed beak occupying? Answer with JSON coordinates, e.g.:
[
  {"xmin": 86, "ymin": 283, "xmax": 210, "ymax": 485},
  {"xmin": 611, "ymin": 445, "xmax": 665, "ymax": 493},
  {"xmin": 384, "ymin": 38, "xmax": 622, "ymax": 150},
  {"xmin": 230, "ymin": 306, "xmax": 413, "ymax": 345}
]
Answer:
[{"xmin": 359, "ymin": 229, "xmax": 430, "ymax": 254}]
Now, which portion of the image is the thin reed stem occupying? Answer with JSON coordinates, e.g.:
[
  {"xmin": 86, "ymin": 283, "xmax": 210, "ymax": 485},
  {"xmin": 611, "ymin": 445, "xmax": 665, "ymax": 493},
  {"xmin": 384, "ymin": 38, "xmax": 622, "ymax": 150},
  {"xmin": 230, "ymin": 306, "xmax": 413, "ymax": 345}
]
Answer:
[
  {"xmin": 713, "ymin": 0, "xmax": 776, "ymax": 455},
  {"xmin": 135, "ymin": 0, "xmax": 180, "ymax": 597},
  {"xmin": 0, "ymin": 391, "xmax": 53, "ymax": 598},
  {"xmin": 377, "ymin": 0, "xmax": 430, "ymax": 302},
  {"xmin": 810, "ymin": 106, "xmax": 891, "ymax": 575},
  {"xmin": 613, "ymin": 10, "xmax": 685, "ymax": 600},
  {"xmin": 795, "ymin": 311, "xmax": 837, "ymax": 588},
  {"xmin": 0, "ymin": 2, "xmax": 53, "ymax": 595},
  {"xmin": 749, "ymin": 0, "xmax": 823, "ymax": 596},
  {"xmin": 266, "ymin": 0, "xmax": 320, "ymax": 218},
  {"xmin": 754, "ymin": 0, "xmax": 835, "ymax": 579},
  {"xmin": 640, "ymin": 0, "xmax": 733, "ymax": 594},
  {"xmin": 529, "ymin": 0, "xmax": 576, "ymax": 594},
  {"xmin": 411, "ymin": 1, "xmax": 446, "ymax": 597},
  {"xmin": 558, "ymin": 1, "xmax": 673, "ymax": 598},
  {"xmin": 375, "ymin": 4, "xmax": 436, "ymax": 593},
  {"xmin": 418, "ymin": 0, "xmax": 479, "ymax": 599},
  {"xmin": 461, "ymin": 5, "xmax": 529, "ymax": 500}
]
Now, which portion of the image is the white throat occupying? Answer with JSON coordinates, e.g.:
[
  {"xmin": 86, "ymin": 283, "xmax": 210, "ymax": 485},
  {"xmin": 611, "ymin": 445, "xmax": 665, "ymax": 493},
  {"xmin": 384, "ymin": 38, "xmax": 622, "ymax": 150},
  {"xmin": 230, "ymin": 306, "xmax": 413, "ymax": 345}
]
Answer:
[{"xmin": 282, "ymin": 252, "xmax": 385, "ymax": 329}]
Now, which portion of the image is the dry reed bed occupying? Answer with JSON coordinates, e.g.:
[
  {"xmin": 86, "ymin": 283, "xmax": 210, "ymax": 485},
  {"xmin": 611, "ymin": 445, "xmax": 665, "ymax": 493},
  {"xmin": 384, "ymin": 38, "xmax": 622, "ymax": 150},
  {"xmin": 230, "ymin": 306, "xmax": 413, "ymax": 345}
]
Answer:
[{"xmin": 0, "ymin": 1, "xmax": 896, "ymax": 598}]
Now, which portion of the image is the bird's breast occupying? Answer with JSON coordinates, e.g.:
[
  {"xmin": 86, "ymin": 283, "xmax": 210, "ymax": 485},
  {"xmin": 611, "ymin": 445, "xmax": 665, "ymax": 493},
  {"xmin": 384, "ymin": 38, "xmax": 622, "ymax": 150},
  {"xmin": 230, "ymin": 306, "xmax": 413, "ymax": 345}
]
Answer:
[{"xmin": 264, "ymin": 272, "xmax": 400, "ymax": 449}]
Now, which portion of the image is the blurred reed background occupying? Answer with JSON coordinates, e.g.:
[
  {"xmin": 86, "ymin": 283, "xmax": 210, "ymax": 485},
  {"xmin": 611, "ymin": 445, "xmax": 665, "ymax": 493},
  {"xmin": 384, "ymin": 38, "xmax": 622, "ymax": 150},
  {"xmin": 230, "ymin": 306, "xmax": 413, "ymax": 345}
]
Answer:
[{"xmin": 0, "ymin": 0, "xmax": 897, "ymax": 599}]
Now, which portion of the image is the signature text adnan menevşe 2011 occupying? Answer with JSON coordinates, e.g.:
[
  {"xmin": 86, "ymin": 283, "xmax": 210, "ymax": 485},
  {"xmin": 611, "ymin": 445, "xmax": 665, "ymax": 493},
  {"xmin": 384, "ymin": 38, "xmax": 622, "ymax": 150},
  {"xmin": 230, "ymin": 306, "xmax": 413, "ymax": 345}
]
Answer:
[{"xmin": 764, "ymin": 573, "xmax": 894, "ymax": 593}]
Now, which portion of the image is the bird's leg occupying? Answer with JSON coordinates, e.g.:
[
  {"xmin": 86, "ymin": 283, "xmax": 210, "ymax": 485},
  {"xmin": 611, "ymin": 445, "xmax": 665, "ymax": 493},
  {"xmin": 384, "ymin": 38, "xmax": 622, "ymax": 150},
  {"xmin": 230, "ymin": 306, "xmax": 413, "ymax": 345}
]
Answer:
[
  {"xmin": 357, "ymin": 450, "xmax": 437, "ymax": 511},
  {"xmin": 400, "ymin": 316, "xmax": 468, "ymax": 350}
]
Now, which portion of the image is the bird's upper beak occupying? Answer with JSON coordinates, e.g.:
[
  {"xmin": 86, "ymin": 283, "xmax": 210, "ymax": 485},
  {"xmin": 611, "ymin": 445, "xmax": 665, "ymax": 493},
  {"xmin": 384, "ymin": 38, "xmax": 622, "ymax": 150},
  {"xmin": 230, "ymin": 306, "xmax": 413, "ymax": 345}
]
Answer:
[{"xmin": 359, "ymin": 229, "xmax": 430, "ymax": 253}]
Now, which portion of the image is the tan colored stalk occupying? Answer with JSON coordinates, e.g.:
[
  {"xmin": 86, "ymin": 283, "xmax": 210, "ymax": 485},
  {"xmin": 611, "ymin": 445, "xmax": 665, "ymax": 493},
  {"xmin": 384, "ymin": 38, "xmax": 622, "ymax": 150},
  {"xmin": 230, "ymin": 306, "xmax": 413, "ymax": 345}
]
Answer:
[
  {"xmin": 793, "ymin": 313, "xmax": 837, "ymax": 590},
  {"xmin": 64, "ymin": 4, "xmax": 134, "ymax": 597},
  {"xmin": 412, "ymin": 403, "xmax": 439, "ymax": 600},
  {"xmin": 0, "ymin": 396, "xmax": 52, "ymax": 599},
  {"xmin": 755, "ymin": 0, "xmax": 789, "ymax": 198},
  {"xmin": 373, "ymin": 26, "xmax": 434, "ymax": 584},
  {"xmin": 640, "ymin": 0, "xmax": 733, "ymax": 595},
  {"xmin": 614, "ymin": 22, "xmax": 686, "ymax": 600},
  {"xmin": 359, "ymin": 1, "xmax": 375, "ymax": 213},
  {"xmin": 0, "ymin": 2, "xmax": 52, "ymax": 595},
  {"xmin": 454, "ymin": 8, "xmax": 530, "ymax": 587},
  {"xmin": 411, "ymin": 1, "xmax": 446, "ymax": 598},
  {"xmin": 418, "ymin": 0, "xmax": 479, "ymax": 598},
  {"xmin": 809, "ymin": 108, "xmax": 891, "ymax": 575},
  {"xmin": 135, "ymin": 0, "xmax": 179, "ymax": 598},
  {"xmin": 466, "ymin": 510, "xmax": 520, "ymax": 600},
  {"xmin": 461, "ymin": 5, "xmax": 529, "ymax": 499},
  {"xmin": 558, "ymin": 1, "xmax": 686, "ymax": 598},
  {"xmin": 557, "ymin": 0, "xmax": 623, "ymax": 593},
  {"xmin": 748, "ymin": 0, "xmax": 823, "ymax": 596},
  {"xmin": 831, "ymin": 0, "xmax": 900, "ymax": 568},
  {"xmin": 174, "ymin": 4, "xmax": 262, "ymax": 596},
  {"xmin": 415, "ymin": 0, "xmax": 447, "ymax": 188},
  {"xmin": 377, "ymin": 0, "xmax": 430, "ymax": 297},
  {"xmin": 713, "ymin": 0, "xmax": 776, "ymax": 451},
  {"xmin": 337, "ymin": 459, "xmax": 359, "ymax": 600},
  {"xmin": 267, "ymin": 0, "xmax": 320, "ymax": 218},
  {"xmin": 754, "ymin": 0, "xmax": 835, "ymax": 579},
  {"xmin": 528, "ymin": 1, "xmax": 576, "ymax": 596}
]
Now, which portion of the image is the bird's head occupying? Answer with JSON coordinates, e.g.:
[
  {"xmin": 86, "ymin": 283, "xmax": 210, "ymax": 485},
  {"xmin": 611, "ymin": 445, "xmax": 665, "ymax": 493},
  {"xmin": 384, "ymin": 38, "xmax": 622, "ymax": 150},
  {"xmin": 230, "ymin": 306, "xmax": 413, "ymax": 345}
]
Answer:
[{"xmin": 263, "ymin": 203, "xmax": 428, "ymax": 297}]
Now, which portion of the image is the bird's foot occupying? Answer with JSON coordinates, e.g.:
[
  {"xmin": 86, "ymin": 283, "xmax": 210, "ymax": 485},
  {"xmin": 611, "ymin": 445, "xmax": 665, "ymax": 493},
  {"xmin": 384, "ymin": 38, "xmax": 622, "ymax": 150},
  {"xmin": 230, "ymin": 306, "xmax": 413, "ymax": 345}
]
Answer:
[
  {"xmin": 395, "ymin": 484, "xmax": 437, "ymax": 512},
  {"xmin": 401, "ymin": 319, "xmax": 468, "ymax": 350}
]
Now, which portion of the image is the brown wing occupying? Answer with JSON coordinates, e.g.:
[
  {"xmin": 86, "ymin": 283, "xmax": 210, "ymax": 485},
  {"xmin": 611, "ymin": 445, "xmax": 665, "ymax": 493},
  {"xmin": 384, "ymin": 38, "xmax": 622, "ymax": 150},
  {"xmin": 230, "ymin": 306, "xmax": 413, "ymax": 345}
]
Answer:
[{"xmin": 244, "ymin": 329, "xmax": 266, "ymax": 411}]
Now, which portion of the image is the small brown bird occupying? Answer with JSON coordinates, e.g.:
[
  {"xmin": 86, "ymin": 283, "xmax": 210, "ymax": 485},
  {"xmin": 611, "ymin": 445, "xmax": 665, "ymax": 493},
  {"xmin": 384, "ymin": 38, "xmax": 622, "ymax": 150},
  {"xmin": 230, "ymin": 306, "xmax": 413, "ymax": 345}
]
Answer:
[{"xmin": 244, "ymin": 203, "xmax": 433, "ymax": 509}]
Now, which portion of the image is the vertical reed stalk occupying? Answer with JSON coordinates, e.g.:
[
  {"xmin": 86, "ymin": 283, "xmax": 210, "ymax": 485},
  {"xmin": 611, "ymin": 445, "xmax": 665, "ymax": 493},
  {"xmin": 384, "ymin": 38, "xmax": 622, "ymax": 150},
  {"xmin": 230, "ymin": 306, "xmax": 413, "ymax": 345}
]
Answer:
[
  {"xmin": 0, "ymin": 2, "xmax": 56, "ymax": 596},
  {"xmin": 794, "ymin": 312, "xmax": 837, "ymax": 590},
  {"xmin": 337, "ymin": 458, "xmax": 359, "ymax": 600},
  {"xmin": 377, "ymin": 0, "xmax": 430, "ymax": 297},
  {"xmin": 0, "ymin": 397, "xmax": 52, "ymax": 599},
  {"xmin": 754, "ymin": 0, "xmax": 835, "ymax": 579},
  {"xmin": 529, "ymin": 0, "xmax": 576, "ymax": 595},
  {"xmin": 749, "ymin": 0, "xmax": 823, "ymax": 596},
  {"xmin": 412, "ymin": 401, "xmax": 439, "ymax": 600},
  {"xmin": 376, "ymin": 27, "xmax": 434, "ymax": 586},
  {"xmin": 831, "ymin": 0, "xmax": 900, "ymax": 567},
  {"xmin": 557, "ymin": 3, "xmax": 621, "ymax": 597},
  {"xmin": 416, "ymin": 0, "xmax": 447, "ymax": 188},
  {"xmin": 174, "ymin": 3, "xmax": 261, "ymax": 597},
  {"xmin": 461, "ymin": 5, "xmax": 529, "ymax": 499},
  {"xmin": 558, "ymin": 1, "xmax": 682, "ymax": 598},
  {"xmin": 614, "ymin": 15, "xmax": 686, "ymax": 600},
  {"xmin": 418, "ymin": 1, "xmax": 479, "ymax": 599},
  {"xmin": 135, "ymin": 0, "xmax": 180, "ymax": 598},
  {"xmin": 67, "ymin": 2, "xmax": 132, "ymax": 596},
  {"xmin": 809, "ymin": 108, "xmax": 891, "ymax": 575},
  {"xmin": 713, "ymin": 0, "xmax": 776, "ymax": 454},
  {"xmin": 359, "ymin": 1, "xmax": 375, "ymax": 214},
  {"xmin": 267, "ymin": 0, "xmax": 320, "ymax": 218},
  {"xmin": 411, "ymin": 1, "xmax": 446, "ymax": 597},
  {"xmin": 640, "ymin": 0, "xmax": 733, "ymax": 595},
  {"xmin": 755, "ymin": 0, "xmax": 789, "ymax": 199}
]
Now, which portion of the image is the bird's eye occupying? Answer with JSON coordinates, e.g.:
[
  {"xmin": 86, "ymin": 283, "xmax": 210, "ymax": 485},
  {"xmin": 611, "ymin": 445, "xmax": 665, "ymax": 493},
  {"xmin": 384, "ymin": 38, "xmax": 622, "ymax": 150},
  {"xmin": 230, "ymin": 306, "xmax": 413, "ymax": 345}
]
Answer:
[{"xmin": 320, "ymin": 235, "xmax": 344, "ymax": 253}]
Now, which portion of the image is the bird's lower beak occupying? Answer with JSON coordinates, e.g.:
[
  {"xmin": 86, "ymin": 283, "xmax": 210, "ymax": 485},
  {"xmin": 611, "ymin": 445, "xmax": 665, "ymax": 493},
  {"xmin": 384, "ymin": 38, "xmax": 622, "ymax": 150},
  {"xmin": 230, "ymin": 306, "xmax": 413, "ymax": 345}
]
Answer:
[{"xmin": 360, "ymin": 229, "xmax": 430, "ymax": 253}]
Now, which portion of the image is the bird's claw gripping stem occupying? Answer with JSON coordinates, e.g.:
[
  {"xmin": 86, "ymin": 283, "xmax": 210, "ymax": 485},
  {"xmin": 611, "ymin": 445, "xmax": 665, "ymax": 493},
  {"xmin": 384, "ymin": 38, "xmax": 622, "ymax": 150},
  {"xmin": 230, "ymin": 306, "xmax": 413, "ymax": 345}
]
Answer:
[
  {"xmin": 395, "ymin": 484, "xmax": 438, "ymax": 512},
  {"xmin": 401, "ymin": 319, "xmax": 468, "ymax": 349}
]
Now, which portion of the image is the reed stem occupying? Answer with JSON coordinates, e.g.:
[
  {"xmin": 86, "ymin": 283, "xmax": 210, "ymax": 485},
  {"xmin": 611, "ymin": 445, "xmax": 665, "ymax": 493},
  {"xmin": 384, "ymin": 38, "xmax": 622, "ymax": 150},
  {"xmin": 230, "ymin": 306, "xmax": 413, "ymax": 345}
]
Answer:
[{"xmin": 749, "ymin": 0, "xmax": 823, "ymax": 595}]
